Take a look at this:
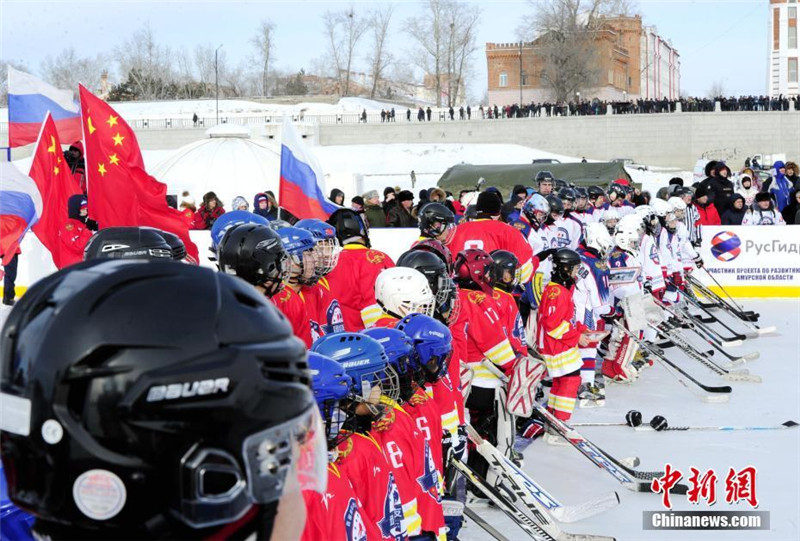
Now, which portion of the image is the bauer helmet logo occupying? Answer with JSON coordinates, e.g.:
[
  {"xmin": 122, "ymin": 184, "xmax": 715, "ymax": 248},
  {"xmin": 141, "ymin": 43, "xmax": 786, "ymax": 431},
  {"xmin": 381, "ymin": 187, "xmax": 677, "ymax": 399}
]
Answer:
[{"xmin": 146, "ymin": 378, "xmax": 230, "ymax": 402}]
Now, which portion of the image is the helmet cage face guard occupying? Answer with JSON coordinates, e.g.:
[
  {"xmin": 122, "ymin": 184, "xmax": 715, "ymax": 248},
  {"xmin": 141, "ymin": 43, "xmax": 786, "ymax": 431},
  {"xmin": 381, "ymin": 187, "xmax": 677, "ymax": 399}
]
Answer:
[
  {"xmin": 437, "ymin": 286, "xmax": 460, "ymax": 326},
  {"xmin": 349, "ymin": 363, "xmax": 401, "ymax": 415},
  {"xmin": 434, "ymin": 274, "xmax": 454, "ymax": 307},
  {"xmin": 311, "ymin": 237, "xmax": 341, "ymax": 276},
  {"xmin": 287, "ymin": 249, "xmax": 319, "ymax": 286}
]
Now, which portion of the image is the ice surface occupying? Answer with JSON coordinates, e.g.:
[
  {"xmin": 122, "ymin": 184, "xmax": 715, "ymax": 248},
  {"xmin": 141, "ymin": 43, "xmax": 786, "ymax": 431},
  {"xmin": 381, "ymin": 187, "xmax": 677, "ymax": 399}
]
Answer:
[{"xmin": 460, "ymin": 299, "xmax": 800, "ymax": 541}]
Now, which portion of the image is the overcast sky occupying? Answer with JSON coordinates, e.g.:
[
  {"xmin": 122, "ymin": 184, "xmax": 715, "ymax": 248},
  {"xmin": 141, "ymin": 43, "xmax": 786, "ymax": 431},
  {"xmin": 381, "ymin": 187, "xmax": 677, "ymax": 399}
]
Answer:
[{"xmin": 1, "ymin": 0, "xmax": 769, "ymax": 100}]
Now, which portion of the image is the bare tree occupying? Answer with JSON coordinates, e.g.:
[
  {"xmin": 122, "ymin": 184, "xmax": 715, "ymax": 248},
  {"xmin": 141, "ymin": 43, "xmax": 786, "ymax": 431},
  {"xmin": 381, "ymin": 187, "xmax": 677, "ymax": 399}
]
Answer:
[
  {"xmin": 322, "ymin": 7, "xmax": 369, "ymax": 96},
  {"xmin": 250, "ymin": 19, "xmax": 276, "ymax": 96},
  {"xmin": 114, "ymin": 24, "xmax": 176, "ymax": 99},
  {"xmin": 1, "ymin": 59, "xmax": 29, "ymax": 102},
  {"xmin": 406, "ymin": 0, "xmax": 480, "ymax": 107},
  {"xmin": 40, "ymin": 48, "xmax": 107, "ymax": 93},
  {"xmin": 516, "ymin": 0, "xmax": 637, "ymax": 103},
  {"xmin": 366, "ymin": 5, "xmax": 394, "ymax": 99},
  {"xmin": 707, "ymin": 80, "xmax": 726, "ymax": 99}
]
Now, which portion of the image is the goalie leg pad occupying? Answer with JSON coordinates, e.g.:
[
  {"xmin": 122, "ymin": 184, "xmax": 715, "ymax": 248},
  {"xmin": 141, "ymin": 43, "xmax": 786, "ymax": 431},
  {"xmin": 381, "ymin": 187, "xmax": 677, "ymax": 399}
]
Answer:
[
  {"xmin": 506, "ymin": 356, "xmax": 546, "ymax": 417},
  {"xmin": 603, "ymin": 326, "xmax": 639, "ymax": 383}
]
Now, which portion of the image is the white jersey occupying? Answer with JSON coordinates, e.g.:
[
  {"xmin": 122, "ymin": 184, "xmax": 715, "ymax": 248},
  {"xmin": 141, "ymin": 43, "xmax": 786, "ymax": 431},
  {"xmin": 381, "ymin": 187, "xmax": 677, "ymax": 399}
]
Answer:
[
  {"xmin": 639, "ymin": 234, "xmax": 666, "ymax": 291},
  {"xmin": 658, "ymin": 229, "xmax": 682, "ymax": 275},
  {"xmin": 526, "ymin": 226, "xmax": 547, "ymax": 254},
  {"xmin": 741, "ymin": 208, "xmax": 786, "ymax": 226},
  {"xmin": 674, "ymin": 222, "xmax": 698, "ymax": 269},
  {"xmin": 613, "ymin": 203, "xmax": 636, "ymax": 218},
  {"xmin": 542, "ymin": 216, "xmax": 582, "ymax": 250},
  {"xmin": 574, "ymin": 255, "xmax": 612, "ymax": 331}
]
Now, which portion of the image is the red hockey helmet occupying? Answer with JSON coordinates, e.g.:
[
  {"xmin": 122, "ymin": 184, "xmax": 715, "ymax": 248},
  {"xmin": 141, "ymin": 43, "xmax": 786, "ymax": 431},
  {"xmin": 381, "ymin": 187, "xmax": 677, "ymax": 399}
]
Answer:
[{"xmin": 453, "ymin": 248, "xmax": 494, "ymax": 295}]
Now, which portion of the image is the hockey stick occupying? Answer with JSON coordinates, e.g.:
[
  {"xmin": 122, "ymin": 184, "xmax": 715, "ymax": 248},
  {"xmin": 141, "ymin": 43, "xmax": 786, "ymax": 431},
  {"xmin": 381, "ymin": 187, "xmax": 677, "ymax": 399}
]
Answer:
[
  {"xmin": 680, "ymin": 280, "xmax": 776, "ymax": 338},
  {"xmin": 463, "ymin": 506, "xmax": 511, "ymax": 541},
  {"xmin": 677, "ymin": 291, "xmax": 748, "ymax": 342},
  {"xmin": 574, "ymin": 420, "xmax": 799, "ymax": 432},
  {"xmin": 452, "ymin": 458, "xmax": 617, "ymax": 541},
  {"xmin": 702, "ymin": 269, "xmax": 752, "ymax": 317},
  {"xmin": 658, "ymin": 297, "xmax": 744, "ymax": 350},
  {"xmin": 668, "ymin": 305, "xmax": 760, "ymax": 363},
  {"xmin": 466, "ymin": 424, "xmax": 621, "ymax": 523},
  {"xmin": 614, "ymin": 323, "xmax": 732, "ymax": 399},
  {"xmin": 688, "ymin": 276, "xmax": 759, "ymax": 323}
]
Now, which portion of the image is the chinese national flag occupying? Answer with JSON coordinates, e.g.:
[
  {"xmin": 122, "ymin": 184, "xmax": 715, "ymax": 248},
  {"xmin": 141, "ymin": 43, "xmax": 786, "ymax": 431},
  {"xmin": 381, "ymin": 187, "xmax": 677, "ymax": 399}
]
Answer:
[
  {"xmin": 78, "ymin": 85, "xmax": 198, "ymax": 263},
  {"xmin": 29, "ymin": 113, "xmax": 81, "ymax": 269}
]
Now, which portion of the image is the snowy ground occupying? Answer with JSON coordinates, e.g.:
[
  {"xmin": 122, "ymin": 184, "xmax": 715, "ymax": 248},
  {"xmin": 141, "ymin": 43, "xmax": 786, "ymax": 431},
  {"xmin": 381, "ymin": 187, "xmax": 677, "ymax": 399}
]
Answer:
[{"xmin": 461, "ymin": 299, "xmax": 800, "ymax": 541}]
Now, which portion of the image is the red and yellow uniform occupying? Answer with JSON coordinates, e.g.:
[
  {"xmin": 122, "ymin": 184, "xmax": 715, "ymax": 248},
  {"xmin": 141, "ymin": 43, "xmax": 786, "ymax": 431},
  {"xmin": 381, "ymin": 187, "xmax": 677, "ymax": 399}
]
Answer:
[
  {"xmin": 271, "ymin": 286, "xmax": 313, "ymax": 348},
  {"xmin": 491, "ymin": 288, "xmax": 527, "ymax": 356},
  {"xmin": 304, "ymin": 276, "xmax": 344, "ymax": 343},
  {"xmin": 536, "ymin": 282, "xmax": 587, "ymax": 420},
  {"xmin": 448, "ymin": 219, "xmax": 534, "ymax": 284},
  {"xmin": 327, "ymin": 244, "xmax": 394, "ymax": 331}
]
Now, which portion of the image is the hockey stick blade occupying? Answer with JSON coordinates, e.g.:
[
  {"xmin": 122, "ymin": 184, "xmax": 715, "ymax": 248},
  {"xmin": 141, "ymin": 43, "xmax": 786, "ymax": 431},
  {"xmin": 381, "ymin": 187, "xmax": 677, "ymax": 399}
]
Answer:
[
  {"xmin": 549, "ymin": 492, "xmax": 621, "ymax": 524},
  {"xmin": 757, "ymin": 325, "xmax": 777, "ymax": 335},
  {"xmin": 783, "ymin": 421, "xmax": 799, "ymax": 428},
  {"xmin": 723, "ymin": 371, "xmax": 762, "ymax": 383}
]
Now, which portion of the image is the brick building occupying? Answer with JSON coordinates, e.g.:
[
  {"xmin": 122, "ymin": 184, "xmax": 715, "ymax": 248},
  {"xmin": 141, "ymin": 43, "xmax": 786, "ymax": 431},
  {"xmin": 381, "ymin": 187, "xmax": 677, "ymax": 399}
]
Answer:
[{"xmin": 486, "ymin": 15, "xmax": 679, "ymax": 105}]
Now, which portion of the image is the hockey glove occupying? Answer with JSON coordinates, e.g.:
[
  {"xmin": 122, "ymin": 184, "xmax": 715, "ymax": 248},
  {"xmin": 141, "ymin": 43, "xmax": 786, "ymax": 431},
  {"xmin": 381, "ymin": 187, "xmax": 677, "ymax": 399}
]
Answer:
[
  {"xmin": 535, "ymin": 248, "xmax": 557, "ymax": 261},
  {"xmin": 693, "ymin": 254, "xmax": 704, "ymax": 269}
]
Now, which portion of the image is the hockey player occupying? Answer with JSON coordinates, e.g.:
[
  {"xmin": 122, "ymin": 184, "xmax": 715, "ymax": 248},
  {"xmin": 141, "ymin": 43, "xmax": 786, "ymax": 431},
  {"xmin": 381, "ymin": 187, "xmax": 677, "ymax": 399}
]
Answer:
[
  {"xmin": 668, "ymin": 197, "xmax": 704, "ymax": 275},
  {"xmin": 418, "ymin": 202, "xmax": 456, "ymax": 244},
  {"xmin": 536, "ymin": 248, "xmax": 594, "ymax": 425},
  {"xmin": 489, "ymin": 249, "xmax": 527, "ymax": 355},
  {"xmin": 585, "ymin": 185, "xmax": 607, "ymax": 222},
  {"xmin": 209, "ymin": 209, "xmax": 269, "ymax": 256},
  {"xmin": 326, "ymin": 209, "xmax": 395, "ymax": 331},
  {"xmin": 410, "ymin": 238, "xmax": 454, "ymax": 274},
  {"xmin": 274, "ymin": 226, "xmax": 317, "ymax": 347},
  {"xmin": 652, "ymin": 199, "xmax": 684, "ymax": 303},
  {"xmin": 59, "ymin": 194, "xmax": 94, "ymax": 267},
  {"xmin": 447, "ymin": 190, "xmax": 535, "ymax": 286},
  {"xmin": 362, "ymin": 327, "xmax": 447, "ymax": 540},
  {"xmin": 742, "ymin": 192, "xmax": 787, "ymax": 225},
  {"xmin": 542, "ymin": 194, "xmax": 582, "ymax": 250},
  {"xmin": 605, "ymin": 183, "xmax": 636, "ymax": 217},
  {"xmin": 522, "ymin": 193, "xmax": 550, "ymax": 254},
  {"xmin": 603, "ymin": 214, "xmax": 645, "ymax": 383},
  {"xmin": 216, "ymin": 223, "xmax": 289, "ymax": 298},
  {"xmin": 365, "ymin": 267, "xmax": 436, "ymax": 328},
  {"xmin": 535, "ymin": 170, "xmax": 555, "ymax": 196},
  {"xmin": 634, "ymin": 205, "xmax": 667, "ymax": 299},
  {"xmin": 572, "ymin": 186, "xmax": 591, "ymax": 224},
  {"xmin": 600, "ymin": 207, "xmax": 621, "ymax": 236},
  {"xmin": 303, "ymin": 352, "xmax": 379, "ymax": 541},
  {"xmin": 573, "ymin": 223, "xmax": 615, "ymax": 407},
  {"xmin": 312, "ymin": 333, "xmax": 408, "ymax": 540},
  {"xmin": 296, "ymin": 218, "xmax": 345, "ymax": 340},
  {"xmin": 396, "ymin": 248, "xmax": 459, "ymax": 326},
  {"xmin": 1, "ymin": 260, "xmax": 322, "ymax": 539}
]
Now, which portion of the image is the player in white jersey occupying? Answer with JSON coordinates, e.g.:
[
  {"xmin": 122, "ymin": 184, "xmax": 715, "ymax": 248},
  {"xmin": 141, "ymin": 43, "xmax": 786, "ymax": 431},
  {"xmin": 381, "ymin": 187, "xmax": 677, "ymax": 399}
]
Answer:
[
  {"xmin": 668, "ymin": 197, "xmax": 703, "ymax": 274},
  {"xmin": 653, "ymin": 199, "xmax": 683, "ymax": 304},
  {"xmin": 634, "ymin": 205, "xmax": 666, "ymax": 298},
  {"xmin": 542, "ymin": 194, "xmax": 582, "ymax": 250}
]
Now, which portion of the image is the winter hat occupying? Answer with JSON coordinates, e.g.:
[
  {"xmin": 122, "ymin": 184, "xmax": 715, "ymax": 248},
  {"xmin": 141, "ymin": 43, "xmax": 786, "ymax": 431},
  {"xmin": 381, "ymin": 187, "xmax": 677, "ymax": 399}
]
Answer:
[
  {"xmin": 397, "ymin": 190, "xmax": 414, "ymax": 203},
  {"xmin": 363, "ymin": 189, "xmax": 379, "ymax": 201},
  {"xmin": 476, "ymin": 190, "xmax": 503, "ymax": 216},
  {"xmin": 668, "ymin": 177, "xmax": 684, "ymax": 187},
  {"xmin": 694, "ymin": 184, "xmax": 709, "ymax": 200},
  {"xmin": 255, "ymin": 193, "xmax": 268, "ymax": 204},
  {"xmin": 755, "ymin": 192, "xmax": 772, "ymax": 203},
  {"xmin": 384, "ymin": 187, "xmax": 396, "ymax": 197},
  {"xmin": 705, "ymin": 160, "xmax": 719, "ymax": 177},
  {"xmin": 232, "ymin": 196, "xmax": 249, "ymax": 210},
  {"xmin": 351, "ymin": 196, "xmax": 365, "ymax": 207}
]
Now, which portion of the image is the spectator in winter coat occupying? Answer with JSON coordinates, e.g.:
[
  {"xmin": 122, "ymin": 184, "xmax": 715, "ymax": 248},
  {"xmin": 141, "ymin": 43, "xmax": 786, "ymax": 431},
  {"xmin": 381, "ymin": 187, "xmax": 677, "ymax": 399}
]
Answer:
[
  {"xmin": 706, "ymin": 162, "xmax": 735, "ymax": 214},
  {"xmin": 694, "ymin": 185, "xmax": 721, "ymax": 226},
  {"xmin": 742, "ymin": 192, "xmax": 786, "ymax": 225},
  {"xmin": 179, "ymin": 196, "xmax": 196, "ymax": 225},
  {"xmin": 736, "ymin": 175, "xmax": 759, "ymax": 207},
  {"xmin": 329, "ymin": 188, "xmax": 345, "ymax": 206},
  {"xmin": 362, "ymin": 190, "xmax": 386, "ymax": 228},
  {"xmin": 59, "ymin": 194, "xmax": 95, "ymax": 267},
  {"xmin": 231, "ymin": 196, "xmax": 249, "ymax": 211},
  {"xmin": 780, "ymin": 190, "xmax": 800, "ymax": 225},
  {"xmin": 426, "ymin": 107, "xmax": 432, "ymax": 121},
  {"xmin": 382, "ymin": 187, "xmax": 397, "ymax": 215},
  {"xmin": 785, "ymin": 161, "xmax": 800, "ymax": 192},
  {"xmin": 386, "ymin": 190, "xmax": 417, "ymax": 227},
  {"xmin": 192, "ymin": 191, "xmax": 225, "ymax": 230},
  {"xmin": 721, "ymin": 194, "xmax": 746, "ymax": 225},
  {"xmin": 351, "ymin": 196, "xmax": 365, "ymax": 212},
  {"xmin": 417, "ymin": 107, "xmax": 425, "ymax": 121},
  {"xmin": 64, "ymin": 141, "xmax": 87, "ymax": 195},
  {"xmin": 253, "ymin": 192, "xmax": 276, "ymax": 220},
  {"xmin": 768, "ymin": 161, "xmax": 792, "ymax": 212}
]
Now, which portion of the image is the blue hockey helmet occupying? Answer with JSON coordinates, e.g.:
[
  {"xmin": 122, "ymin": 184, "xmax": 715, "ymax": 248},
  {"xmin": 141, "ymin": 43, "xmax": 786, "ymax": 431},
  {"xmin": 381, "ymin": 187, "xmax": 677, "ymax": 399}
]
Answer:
[
  {"xmin": 277, "ymin": 226, "xmax": 318, "ymax": 285},
  {"xmin": 295, "ymin": 218, "xmax": 341, "ymax": 275},
  {"xmin": 308, "ymin": 351, "xmax": 352, "ymax": 447},
  {"xmin": 210, "ymin": 210, "xmax": 269, "ymax": 252},
  {"xmin": 395, "ymin": 313, "xmax": 453, "ymax": 381}
]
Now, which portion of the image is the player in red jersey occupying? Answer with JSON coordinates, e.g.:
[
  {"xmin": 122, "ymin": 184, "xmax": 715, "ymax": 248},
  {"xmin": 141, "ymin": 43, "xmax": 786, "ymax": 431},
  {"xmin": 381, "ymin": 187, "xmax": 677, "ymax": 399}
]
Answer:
[
  {"xmin": 274, "ymin": 226, "xmax": 317, "ymax": 347},
  {"xmin": 489, "ymin": 250, "xmax": 528, "ymax": 356},
  {"xmin": 312, "ymin": 333, "xmax": 408, "ymax": 541},
  {"xmin": 536, "ymin": 249, "xmax": 596, "ymax": 428},
  {"xmin": 326, "ymin": 209, "xmax": 394, "ymax": 331},
  {"xmin": 365, "ymin": 267, "xmax": 436, "ymax": 328},
  {"xmin": 447, "ymin": 191, "xmax": 534, "ymax": 286}
]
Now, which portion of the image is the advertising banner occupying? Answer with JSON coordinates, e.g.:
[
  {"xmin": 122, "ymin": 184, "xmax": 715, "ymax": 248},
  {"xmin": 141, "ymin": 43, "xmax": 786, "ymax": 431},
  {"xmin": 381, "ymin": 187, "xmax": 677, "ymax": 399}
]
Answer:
[{"xmin": 698, "ymin": 225, "xmax": 800, "ymax": 297}]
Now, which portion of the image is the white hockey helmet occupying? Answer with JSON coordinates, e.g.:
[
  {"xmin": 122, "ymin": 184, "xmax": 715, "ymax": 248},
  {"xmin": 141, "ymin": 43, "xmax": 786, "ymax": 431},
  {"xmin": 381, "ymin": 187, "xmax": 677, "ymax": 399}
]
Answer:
[
  {"xmin": 601, "ymin": 207, "xmax": 620, "ymax": 223},
  {"xmin": 651, "ymin": 198, "xmax": 672, "ymax": 218},
  {"xmin": 583, "ymin": 222, "xmax": 614, "ymax": 258},
  {"xmin": 614, "ymin": 214, "xmax": 643, "ymax": 253},
  {"xmin": 634, "ymin": 204, "xmax": 654, "ymax": 218},
  {"xmin": 375, "ymin": 267, "xmax": 435, "ymax": 319},
  {"xmin": 668, "ymin": 196, "xmax": 687, "ymax": 220}
]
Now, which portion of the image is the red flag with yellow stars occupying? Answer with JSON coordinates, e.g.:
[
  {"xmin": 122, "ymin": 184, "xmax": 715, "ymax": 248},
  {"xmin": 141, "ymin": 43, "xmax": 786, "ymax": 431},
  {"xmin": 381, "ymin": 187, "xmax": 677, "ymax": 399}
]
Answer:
[
  {"xmin": 78, "ymin": 85, "xmax": 199, "ymax": 263},
  {"xmin": 29, "ymin": 113, "xmax": 82, "ymax": 268}
]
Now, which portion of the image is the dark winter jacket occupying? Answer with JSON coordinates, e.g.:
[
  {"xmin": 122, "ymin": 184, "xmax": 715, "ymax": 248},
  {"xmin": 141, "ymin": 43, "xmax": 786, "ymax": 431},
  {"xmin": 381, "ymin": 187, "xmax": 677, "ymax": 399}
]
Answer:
[
  {"xmin": 253, "ymin": 192, "xmax": 278, "ymax": 220},
  {"xmin": 386, "ymin": 205, "xmax": 418, "ymax": 228},
  {"xmin": 781, "ymin": 192, "xmax": 800, "ymax": 225},
  {"xmin": 364, "ymin": 204, "xmax": 387, "ymax": 229},
  {"xmin": 720, "ymin": 195, "xmax": 746, "ymax": 225}
]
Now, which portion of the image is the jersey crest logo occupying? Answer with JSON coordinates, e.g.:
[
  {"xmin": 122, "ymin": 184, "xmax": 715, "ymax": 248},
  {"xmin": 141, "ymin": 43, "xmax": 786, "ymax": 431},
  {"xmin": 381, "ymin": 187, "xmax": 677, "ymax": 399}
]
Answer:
[
  {"xmin": 467, "ymin": 290, "xmax": 485, "ymax": 304},
  {"xmin": 372, "ymin": 409, "xmax": 396, "ymax": 432},
  {"xmin": 336, "ymin": 436, "xmax": 354, "ymax": 459},
  {"xmin": 65, "ymin": 223, "xmax": 74, "ymax": 231},
  {"xmin": 377, "ymin": 473, "xmax": 405, "ymax": 540},
  {"xmin": 310, "ymin": 320, "xmax": 323, "ymax": 343},
  {"xmin": 344, "ymin": 497, "xmax": 368, "ymax": 541},
  {"xmin": 275, "ymin": 289, "xmax": 291, "ymax": 303},
  {"xmin": 513, "ymin": 314, "xmax": 527, "ymax": 346},
  {"xmin": 416, "ymin": 440, "xmax": 442, "ymax": 502},
  {"xmin": 553, "ymin": 227, "xmax": 571, "ymax": 248},
  {"xmin": 408, "ymin": 390, "xmax": 427, "ymax": 406},
  {"xmin": 546, "ymin": 287, "xmax": 561, "ymax": 300},
  {"xmin": 326, "ymin": 300, "xmax": 345, "ymax": 334},
  {"xmin": 366, "ymin": 250, "xmax": 386, "ymax": 264}
]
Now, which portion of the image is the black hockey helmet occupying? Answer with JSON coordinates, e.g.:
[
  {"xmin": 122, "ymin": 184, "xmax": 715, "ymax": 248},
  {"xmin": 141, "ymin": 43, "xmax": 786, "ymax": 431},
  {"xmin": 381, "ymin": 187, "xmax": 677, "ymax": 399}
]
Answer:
[
  {"xmin": 0, "ymin": 260, "xmax": 320, "ymax": 533},
  {"xmin": 397, "ymin": 249, "xmax": 454, "ymax": 310},
  {"xmin": 607, "ymin": 183, "xmax": 626, "ymax": 201},
  {"xmin": 587, "ymin": 185, "xmax": 605, "ymax": 201},
  {"xmin": 546, "ymin": 194, "xmax": 564, "ymax": 217},
  {"xmin": 217, "ymin": 223, "xmax": 289, "ymax": 296},
  {"xmin": 83, "ymin": 226, "xmax": 173, "ymax": 261},
  {"xmin": 535, "ymin": 170, "xmax": 554, "ymax": 184},
  {"xmin": 558, "ymin": 187, "xmax": 577, "ymax": 203},
  {"xmin": 326, "ymin": 208, "xmax": 369, "ymax": 247},
  {"xmin": 554, "ymin": 179, "xmax": 568, "ymax": 191},
  {"xmin": 151, "ymin": 228, "xmax": 187, "ymax": 261},
  {"xmin": 410, "ymin": 238, "xmax": 453, "ymax": 275},
  {"xmin": 418, "ymin": 202, "xmax": 455, "ymax": 242},
  {"xmin": 550, "ymin": 248, "xmax": 582, "ymax": 287},
  {"xmin": 574, "ymin": 186, "xmax": 588, "ymax": 199},
  {"xmin": 489, "ymin": 249, "xmax": 519, "ymax": 293}
]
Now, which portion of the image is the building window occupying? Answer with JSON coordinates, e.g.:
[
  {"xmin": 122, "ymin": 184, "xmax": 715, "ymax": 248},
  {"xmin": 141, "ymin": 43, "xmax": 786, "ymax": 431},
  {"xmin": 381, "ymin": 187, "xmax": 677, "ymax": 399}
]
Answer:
[
  {"xmin": 520, "ymin": 71, "xmax": 528, "ymax": 86},
  {"xmin": 499, "ymin": 72, "xmax": 507, "ymax": 87},
  {"xmin": 789, "ymin": 58, "xmax": 798, "ymax": 83},
  {"xmin": 774, "ymin": 8, "xmax": 781, "ymax": 50},
  {"xmin": 791, "ymin": 7, "xmax": 798, "ymax": 49}
]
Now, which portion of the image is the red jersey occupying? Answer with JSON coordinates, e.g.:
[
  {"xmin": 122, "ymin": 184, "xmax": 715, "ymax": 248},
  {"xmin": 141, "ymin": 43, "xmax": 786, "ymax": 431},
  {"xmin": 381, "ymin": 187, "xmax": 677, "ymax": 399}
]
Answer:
[
  {"xmin": 58, "ymin": 218, "xmax": 93, "ymax": 268},
  {"xmin": 406, "ymin": 388, "xmax": 445, "ymax": 484},
  {"xmin": 271, "ymin": 286, "xmax": 313, "ymax": 347},
  {"xmin": 450, "ymin": 288, "xmax": 516, "ymax": 388},
  {"xmin": 335, "ymin": 432, "xmax": 406, "ymax": 540},
  {"xmin": 301, "ymin": 463, "xmax": 377, "ymax": 541},
  {"xmin": 448, "ymin": 219, "xmax": 534, "ymax": 284},
  {"xmin": 326, "ymin": 244, "xmax": 394, "ymax": 331},
  {"xmin": 536, "ymin": 282, "xmax": 587, "ymax": 377},
  {"xmin": 492, "ymin": 288, "xmax": 527, "ymax": 356},
  {"xmin": 305, "ymin": 277, "xmax": 345, "ymax": 342}
]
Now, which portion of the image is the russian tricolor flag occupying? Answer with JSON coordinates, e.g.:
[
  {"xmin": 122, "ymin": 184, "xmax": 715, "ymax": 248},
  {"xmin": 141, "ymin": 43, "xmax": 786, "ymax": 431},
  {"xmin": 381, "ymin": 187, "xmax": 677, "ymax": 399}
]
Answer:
[
  {"xmin": 7, "ymin": 67, "xmax": 82, "ymax": 148},
  {"xmin": 0, "ymin": 162, "xmax": 43, "ymax": 264},
  {"xmin": 278, "ymin": 117, "xmax": 339, "ymax": 221}
]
